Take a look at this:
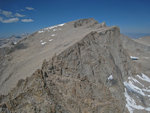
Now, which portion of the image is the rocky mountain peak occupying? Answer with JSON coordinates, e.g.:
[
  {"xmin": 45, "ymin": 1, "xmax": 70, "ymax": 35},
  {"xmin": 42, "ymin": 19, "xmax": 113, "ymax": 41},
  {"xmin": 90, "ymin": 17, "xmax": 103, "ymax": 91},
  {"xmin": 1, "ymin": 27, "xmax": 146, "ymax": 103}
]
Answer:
[
  {"xmin": 73, "ymin": 18, "xmax": 99, "ymax": 28},
  {"xmin": 0, "ymin": 21, "xmax": 131, "ymax": 113},
  {"xmin": 0, "ymin": 18, "xmax": 150, "ymax": 113}
]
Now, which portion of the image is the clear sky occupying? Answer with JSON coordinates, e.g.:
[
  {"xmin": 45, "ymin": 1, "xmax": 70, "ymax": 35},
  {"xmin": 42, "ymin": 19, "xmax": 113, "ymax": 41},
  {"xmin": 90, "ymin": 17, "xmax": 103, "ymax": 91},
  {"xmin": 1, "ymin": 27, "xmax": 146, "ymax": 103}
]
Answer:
[{"xmin": 0, "ymin": 0, "xmax": 150, "ymax": 38}]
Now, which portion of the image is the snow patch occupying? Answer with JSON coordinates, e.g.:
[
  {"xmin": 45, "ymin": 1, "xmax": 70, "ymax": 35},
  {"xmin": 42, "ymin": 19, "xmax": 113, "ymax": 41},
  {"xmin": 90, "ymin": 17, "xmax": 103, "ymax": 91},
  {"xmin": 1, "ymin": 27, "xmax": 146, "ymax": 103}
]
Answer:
[
  {"xmin": 137, "ymin": 73, "xmax": 150, "ymax": 83},
  {"xmin": 38, "ymin": 30, "xmax": 44, "ymax": 33},
  {"xmin": 44, "ymin": 23, "xmax": 65, "ymax": 31},
  {"xmin": 128, "ymin": 76, "xmax": 144, "ymax": 87},
  {"xmin": 13, "ymin": 41, "xmax": 17, "ymax": 45},
  {"xmin": 51, "ymin": 34, "xmax": 55, "ymax": 37},
  {"xmin": 53, "ymin": 29, "xmax": 57, "ymax": 31},
  {"xmin": 38, "ymin": 23, "xmax": 65, "ymax": 34},
  {"xmin": 124, "ymin": 74, "xmax": 150, "ymax": 113},
  {"xmin": 124, "ymin": 81, "xmax": 145, "ymax": 96},
  {"xmin": 130, "ymin": 56, "xmax": 139, "ymax": 60},
  {"xmin": 108, "ymin": 75, "xmax": 113, "ymax": 80},
  {"xmin": 58, "ymin": 23, "xmax": 65, "ymax": 26},
  {"xmin": 142, "ymin": 88, "xmax": 150, "ymax": 93},
  {"xmin": 41, "ymin": 42, "xmax": 47, "ymax": 45},
  {"xmin": 49, "ymin": 39, "xmax": 53, "ymax": 42},
  {"xmin": 124, "ymin": 88, "xmax": 150, "ymax": 113}
]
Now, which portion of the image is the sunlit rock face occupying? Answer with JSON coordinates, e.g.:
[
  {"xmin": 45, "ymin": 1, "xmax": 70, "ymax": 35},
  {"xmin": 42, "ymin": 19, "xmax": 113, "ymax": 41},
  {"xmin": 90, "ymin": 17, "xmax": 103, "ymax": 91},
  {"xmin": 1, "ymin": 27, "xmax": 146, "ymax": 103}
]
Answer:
[{"xmin": 0, "ymin": 18, "xmax": 150, "ymax": 113}]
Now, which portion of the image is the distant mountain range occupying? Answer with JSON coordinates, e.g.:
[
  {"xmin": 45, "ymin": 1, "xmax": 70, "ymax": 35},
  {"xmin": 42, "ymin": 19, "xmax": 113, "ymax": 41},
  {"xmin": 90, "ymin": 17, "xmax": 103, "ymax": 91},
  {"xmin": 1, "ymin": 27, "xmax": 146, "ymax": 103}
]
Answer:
[
  {"xmin": 122, "ymin": 32, "xmax": 150, "ymax": 39},
  {"xmin": 0, "ymin": 34, "xmax": 29, "ymax": 47}
]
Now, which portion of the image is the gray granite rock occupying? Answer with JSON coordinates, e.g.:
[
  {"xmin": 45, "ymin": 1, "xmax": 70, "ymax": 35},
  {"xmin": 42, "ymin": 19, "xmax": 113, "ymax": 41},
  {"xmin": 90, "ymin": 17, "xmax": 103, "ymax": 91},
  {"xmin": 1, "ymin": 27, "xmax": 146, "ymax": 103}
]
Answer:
[{"xmin": 0, "ymin": 21, "xmax": 132, "ymax": 112}]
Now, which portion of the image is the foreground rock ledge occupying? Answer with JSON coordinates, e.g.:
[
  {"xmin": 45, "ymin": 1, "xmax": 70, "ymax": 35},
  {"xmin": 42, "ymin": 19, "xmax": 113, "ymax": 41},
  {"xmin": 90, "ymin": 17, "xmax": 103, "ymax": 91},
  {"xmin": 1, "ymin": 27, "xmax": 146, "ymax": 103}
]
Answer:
[{"xmin": 0, "ymin": 23, "xmax": 133, "ymax": 113}]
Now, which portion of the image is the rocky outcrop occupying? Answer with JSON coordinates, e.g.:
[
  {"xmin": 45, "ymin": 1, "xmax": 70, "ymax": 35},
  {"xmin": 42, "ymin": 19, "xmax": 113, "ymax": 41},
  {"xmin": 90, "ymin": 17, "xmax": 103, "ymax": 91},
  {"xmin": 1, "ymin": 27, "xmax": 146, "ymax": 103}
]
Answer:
[
  {"xmin": 74, "ymin": 18, "xmax": 98, "ymax": 28},
  {"xmin": 0, "ymin": 24, "xmax": 135, "ymax": 113}
]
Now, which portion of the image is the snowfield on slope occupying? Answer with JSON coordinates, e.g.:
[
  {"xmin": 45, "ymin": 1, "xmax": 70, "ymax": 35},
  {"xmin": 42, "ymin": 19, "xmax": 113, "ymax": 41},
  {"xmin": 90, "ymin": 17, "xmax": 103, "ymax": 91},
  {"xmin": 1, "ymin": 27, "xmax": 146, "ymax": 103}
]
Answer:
[{"xmin": 124, "ymin": 73, "xmax": 150, "ymax": 113}]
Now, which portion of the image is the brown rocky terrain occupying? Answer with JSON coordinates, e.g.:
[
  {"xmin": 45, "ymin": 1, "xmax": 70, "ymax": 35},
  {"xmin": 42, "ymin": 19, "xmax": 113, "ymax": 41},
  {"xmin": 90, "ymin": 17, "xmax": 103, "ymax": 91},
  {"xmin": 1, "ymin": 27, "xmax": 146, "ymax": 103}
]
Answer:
[{"xmin": 0, "ymin": 18, "xmax": 150, "ymax": 113}]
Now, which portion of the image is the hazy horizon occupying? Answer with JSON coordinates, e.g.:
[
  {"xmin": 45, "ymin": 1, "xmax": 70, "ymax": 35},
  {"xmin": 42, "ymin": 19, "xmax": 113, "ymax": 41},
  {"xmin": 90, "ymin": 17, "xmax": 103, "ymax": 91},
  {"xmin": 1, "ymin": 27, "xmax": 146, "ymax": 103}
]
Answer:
[{"xmin": 0, "ymin": 0, "xmax": 150, "ymax": 38}]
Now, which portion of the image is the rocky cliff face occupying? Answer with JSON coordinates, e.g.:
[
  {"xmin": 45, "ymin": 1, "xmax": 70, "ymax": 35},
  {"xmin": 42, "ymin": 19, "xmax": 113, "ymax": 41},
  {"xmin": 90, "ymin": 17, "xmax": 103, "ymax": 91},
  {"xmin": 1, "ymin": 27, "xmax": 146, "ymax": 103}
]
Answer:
[
  {"xmin": 0, "ymin": 19, "xmax": 135, "ymax": 113},
  {"xmin": 0, "ymin": 18, "xmax": 142, "ymax": 113}
]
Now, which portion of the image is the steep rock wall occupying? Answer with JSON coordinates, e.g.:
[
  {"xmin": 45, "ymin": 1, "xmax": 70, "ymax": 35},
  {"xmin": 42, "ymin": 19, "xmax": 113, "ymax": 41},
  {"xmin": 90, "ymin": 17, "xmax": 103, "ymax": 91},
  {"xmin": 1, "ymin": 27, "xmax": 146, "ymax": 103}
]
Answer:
[{"xmin": 0, "ymin": 26, "xmax": 133, "ymax": 113}]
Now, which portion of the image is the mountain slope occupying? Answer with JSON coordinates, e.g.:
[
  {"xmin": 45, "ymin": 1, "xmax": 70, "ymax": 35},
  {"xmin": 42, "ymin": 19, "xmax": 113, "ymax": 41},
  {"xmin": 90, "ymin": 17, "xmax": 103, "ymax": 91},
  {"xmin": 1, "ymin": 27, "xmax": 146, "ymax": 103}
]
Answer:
[
  {"xmin": 120, "ymin": 34, "xmax": 150, "ymax": 113},
  {"xmin": 135, "ymin": 36, "xmax": 150, "ymax": 46},
  {"xmin": 120, "ymin": 34, "xmax": 150, "ymax": 75},
  {"xmin": 0, "ymin": 18, "xmax": 133, "ymax": 113},
  {"xmin": 0, "ymin": 18, "xmax": 100, "ymax": 95},
  {"xmin": 0, "ymin": 18, "xmax": 150, "ymax": 113}
]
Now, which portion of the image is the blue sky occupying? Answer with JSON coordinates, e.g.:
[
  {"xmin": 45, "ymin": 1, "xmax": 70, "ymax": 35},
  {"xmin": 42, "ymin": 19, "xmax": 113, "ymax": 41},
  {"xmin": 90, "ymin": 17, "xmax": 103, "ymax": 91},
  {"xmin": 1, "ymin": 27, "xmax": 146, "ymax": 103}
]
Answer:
[{"xmin": 0, "ymin": 0, "xmax": 150, "ymax": 38}]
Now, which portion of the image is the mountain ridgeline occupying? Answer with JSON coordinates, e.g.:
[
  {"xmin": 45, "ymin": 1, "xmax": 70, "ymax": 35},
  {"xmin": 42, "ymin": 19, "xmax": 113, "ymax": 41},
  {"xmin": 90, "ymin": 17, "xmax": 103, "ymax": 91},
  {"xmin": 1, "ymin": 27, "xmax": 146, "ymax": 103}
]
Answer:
[{"xmin": 0, "ymin": 18, "xmax": 149, "ymax": 113}]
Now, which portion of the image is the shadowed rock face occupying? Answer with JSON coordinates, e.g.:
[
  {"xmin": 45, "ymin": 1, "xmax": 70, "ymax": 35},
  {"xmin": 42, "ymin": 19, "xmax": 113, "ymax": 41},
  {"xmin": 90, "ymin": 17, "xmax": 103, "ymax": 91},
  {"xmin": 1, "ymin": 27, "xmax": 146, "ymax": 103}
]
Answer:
[{"xmin": 0, "ymin": 19, "xmax": 133, "ymax": 113}]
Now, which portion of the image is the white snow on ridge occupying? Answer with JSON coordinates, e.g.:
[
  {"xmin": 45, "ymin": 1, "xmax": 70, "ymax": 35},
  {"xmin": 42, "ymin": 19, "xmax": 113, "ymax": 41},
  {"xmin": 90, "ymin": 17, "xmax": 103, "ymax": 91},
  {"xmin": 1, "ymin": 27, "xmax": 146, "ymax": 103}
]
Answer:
[
  {"xmin": 53, "ymin": 28, "xmax": 62, "ymax": 31},
  {"xmin": 58, "ymin": 23, "xmax": 65, "ymax": 26},
  {"xmin": 53, "ymin": 29, "xmax": 57, "ymax": 31},
  {"xmin": 38, "ymin": 23, "xmax": 65, "ymax": 34},
  {"xmin": 44, "ymin": 23, "xmax": 65, "ymax": 30},
  {"xmin": 38, "ymin": 30, "xmax": 44, "ymax": 33}
]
